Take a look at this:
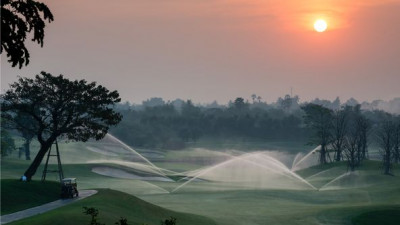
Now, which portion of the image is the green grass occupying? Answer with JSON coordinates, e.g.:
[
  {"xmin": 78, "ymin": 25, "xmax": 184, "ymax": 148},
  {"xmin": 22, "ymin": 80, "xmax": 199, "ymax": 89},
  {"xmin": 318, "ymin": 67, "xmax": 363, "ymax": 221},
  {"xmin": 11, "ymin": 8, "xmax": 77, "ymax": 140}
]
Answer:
[
  {"xmin": 1, "ymin": 179, "xmax": 61, "ymax": 215},
  {"xmin": 2, "ymin": 142, "xmax": 400, "ymax": 225},
  {"xmin": 352, "ymin": 208, "xmax": 400, "ymax": 225},
  {"xmin": 9, "ymin": 189, "xmax": 217, "ymax": 225}
]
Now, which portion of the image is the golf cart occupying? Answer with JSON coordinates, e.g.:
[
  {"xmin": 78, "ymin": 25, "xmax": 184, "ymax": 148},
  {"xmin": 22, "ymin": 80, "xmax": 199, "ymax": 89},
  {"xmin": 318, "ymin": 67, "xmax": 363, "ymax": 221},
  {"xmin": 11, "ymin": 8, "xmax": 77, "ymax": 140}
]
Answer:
[{"xmin": 61, "ymin": 178, "xmax": 79, "ymax": 198}]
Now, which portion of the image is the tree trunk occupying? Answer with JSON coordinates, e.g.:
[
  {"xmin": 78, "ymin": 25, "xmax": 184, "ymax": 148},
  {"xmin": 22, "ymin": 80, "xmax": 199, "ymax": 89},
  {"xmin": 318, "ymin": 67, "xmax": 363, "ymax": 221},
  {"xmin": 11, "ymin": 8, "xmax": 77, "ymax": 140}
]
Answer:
[
  {"xmin": 24, "ymin": 139, "xmax": 31, "ymax": 160},
  {"xmin": 24, "ymin": 142, "xmax": 51, "ymax": 180},
  {"xmin": 335, "ymin": 147, "xmax": 342, "ymax": 162},
  {"xmin": 384, "ymin": 149, "xmax": 391, "ymax": 175},
  {"xmin": 320, "ymin": 144, "xmax": 327, "ymax": 164},
  {"xmin": 350, "ymin": 151, "xmax": 355, "ymax": 171}
]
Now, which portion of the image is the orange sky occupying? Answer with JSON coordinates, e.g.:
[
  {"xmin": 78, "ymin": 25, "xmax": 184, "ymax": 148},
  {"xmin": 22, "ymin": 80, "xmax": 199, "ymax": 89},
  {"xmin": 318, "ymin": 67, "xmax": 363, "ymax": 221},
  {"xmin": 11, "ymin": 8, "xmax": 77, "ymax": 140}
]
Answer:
[{"xmin": 1, "ymin": 0, "xmax": 399, "ymax": 104}]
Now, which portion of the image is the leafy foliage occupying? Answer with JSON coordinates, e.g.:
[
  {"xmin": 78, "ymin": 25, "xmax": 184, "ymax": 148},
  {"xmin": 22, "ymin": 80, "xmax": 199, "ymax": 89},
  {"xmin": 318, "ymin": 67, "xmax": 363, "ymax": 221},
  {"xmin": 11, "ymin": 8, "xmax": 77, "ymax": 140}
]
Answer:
[
  {"xmin": 83, "ymin": 206, "xmax": 177, "ymax": 225},
  {"xmin": 161, "ymin": 217, "xmax": 177, "ymax": 225},
  {"xmin": 1, "ymin": 0, "xmax": 54, "ymax": 68},
  {"xmin": 83, "ymin": 207, "xmax": 105, "ymax": 225},
  {"xmin": 2, "ymin": 72, "xmax": 122, "ymax": 143},
  {"xmin": 1, "ymin": 72, "xmax": 122, "ymax": 179}
]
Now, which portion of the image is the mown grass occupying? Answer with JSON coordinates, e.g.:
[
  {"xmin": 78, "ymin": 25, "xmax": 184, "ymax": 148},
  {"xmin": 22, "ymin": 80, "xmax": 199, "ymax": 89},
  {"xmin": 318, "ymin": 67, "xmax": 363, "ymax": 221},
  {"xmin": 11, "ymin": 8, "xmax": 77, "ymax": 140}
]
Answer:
[
  {"xmin": 1, "ymin": 179, "xmax": 61, "ymax": 215},
  {"xmin": 352, "ymin": 208, "xmax": 400, "ymax": 225},
  {"xmin": 2, "ymin": 143, "xmax": 400, "ymax": 225},
  {"xmin": 9, "ymin": 189, "xmax": 217, "ymax": 225}
]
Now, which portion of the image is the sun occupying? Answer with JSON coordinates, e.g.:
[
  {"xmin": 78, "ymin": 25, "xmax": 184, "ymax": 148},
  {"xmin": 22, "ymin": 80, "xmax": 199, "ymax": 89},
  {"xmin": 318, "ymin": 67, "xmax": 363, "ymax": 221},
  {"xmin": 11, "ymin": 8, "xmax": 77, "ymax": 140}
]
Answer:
[{"xmin": 314, "ymin": 19, "xmax": 328, "ymax": 32}]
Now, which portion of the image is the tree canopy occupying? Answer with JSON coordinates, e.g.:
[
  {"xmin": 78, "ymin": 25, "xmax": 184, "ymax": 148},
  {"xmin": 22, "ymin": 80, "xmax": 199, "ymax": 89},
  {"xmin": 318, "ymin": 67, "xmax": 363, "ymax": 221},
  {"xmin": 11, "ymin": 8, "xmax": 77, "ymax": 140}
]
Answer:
[
  {"xmin": 1, "ymin": 72, "xmax": 122, "ymax": 179},
  {"xmin": 1, "ymin": 0, "xmax": 54, "ymax": 68}
]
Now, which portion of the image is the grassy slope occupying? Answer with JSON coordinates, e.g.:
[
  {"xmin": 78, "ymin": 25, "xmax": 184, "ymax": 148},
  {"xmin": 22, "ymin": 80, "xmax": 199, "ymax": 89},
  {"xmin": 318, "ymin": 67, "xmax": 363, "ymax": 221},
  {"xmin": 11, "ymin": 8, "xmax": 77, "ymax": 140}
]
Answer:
[
  {"xmin": 3, "ymin": 145, "xmax": 400, "ymax": 225},
  {"xmin": 1, "ymin": 179, "xmax": 60, "ymax": 215},
  {"xmin": 142, "ymin": 160, "xmax": 400, "ymax": 225},
  {"xmin": 351, "ymin": 207, "xmax": 400, "ymax": 225},
  {"xmin": 9, "ymin": 189, "xmax": 217, "ymax": 225},
  {"xmin": 299, "ymin": 161, "xmax": 400, "ymax": 225}
]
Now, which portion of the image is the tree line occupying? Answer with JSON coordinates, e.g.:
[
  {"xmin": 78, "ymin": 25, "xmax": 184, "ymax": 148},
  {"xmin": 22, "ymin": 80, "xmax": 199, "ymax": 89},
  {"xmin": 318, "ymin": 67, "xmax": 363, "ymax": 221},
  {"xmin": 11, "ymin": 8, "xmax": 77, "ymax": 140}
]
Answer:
[
  {"xmin": 111, "ymin": 98, "xmax": 307, "ymax": 149},
  {"xmin": 302, "ymin": 103, "xmax": 400, "ymax": 175}
]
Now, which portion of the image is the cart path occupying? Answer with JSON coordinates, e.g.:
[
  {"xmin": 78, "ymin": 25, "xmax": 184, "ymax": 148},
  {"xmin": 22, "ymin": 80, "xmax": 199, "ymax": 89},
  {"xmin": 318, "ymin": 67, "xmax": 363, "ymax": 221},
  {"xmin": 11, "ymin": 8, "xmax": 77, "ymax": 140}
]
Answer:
[{"xmin": 0, "ymin": 190, "xmax": 97, "ymax": 224}]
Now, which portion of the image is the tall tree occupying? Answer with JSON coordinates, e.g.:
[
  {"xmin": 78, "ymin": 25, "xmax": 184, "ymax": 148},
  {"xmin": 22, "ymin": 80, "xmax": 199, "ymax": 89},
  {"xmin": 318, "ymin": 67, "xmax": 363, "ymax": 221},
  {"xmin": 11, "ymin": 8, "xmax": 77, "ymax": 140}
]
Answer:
[
  {"xmin": 393, "ymin": 117, "xmax": 400, "ymax": 163},
  {"xmin": 1, "ymin": 0, "xmax": 54, "ymax": 68},
  {"xmin": 1, "ymin": 72, "xmax": 122, "ymax": 180},
  {"xmin": 343, "ymin": 125, "xmax": 360, "ymax": 171},
  {"xmin": 302, "ymin": 104, "xmax": 333, "ymax": 164},
  {"xmin": 376, "ymin": 120, "xmax": 395, "ymax": 175},
  {"xmin": 356, "ymin": 113, "xmax": 370, "ymax": 161},
  {"xmin": 251, "ymin": 94, "xmax": 257, "ymax": 103},
  {"xmin": 332, "ymin": 107, "xmax": 349, "ymax": 161}
]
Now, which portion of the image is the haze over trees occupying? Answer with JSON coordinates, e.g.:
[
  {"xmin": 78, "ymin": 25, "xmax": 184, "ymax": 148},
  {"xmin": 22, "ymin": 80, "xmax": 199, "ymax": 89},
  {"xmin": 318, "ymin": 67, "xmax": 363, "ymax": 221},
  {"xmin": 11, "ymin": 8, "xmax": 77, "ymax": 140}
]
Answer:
[
  {"xmin": 107, "ymin": 95, "xmax": 400, "ymax": 176},
  {"xmin": 301, "ymin": 104, "xmax": 333, "ymax": 164},
  {"xmin": 343, "ymin": 106, "xmax": 370, "ymax": 171},
  {"xmin": 1, "ymin": 0, "xmax": 54, "ymax": 68},
  {"xmin": 1, "ymin": 72, "xmax": 122, "ymax": 180},
  {"xmin": 0, "ymin": 123, "xmax": 16, "ymax": 157},
  {"xmin": 4, "ymin": 111, "xmax": 38, "ymax": 160},
  {"xmin": 375, "ymin": 115, "xmax": 400, "ymax": 175}
]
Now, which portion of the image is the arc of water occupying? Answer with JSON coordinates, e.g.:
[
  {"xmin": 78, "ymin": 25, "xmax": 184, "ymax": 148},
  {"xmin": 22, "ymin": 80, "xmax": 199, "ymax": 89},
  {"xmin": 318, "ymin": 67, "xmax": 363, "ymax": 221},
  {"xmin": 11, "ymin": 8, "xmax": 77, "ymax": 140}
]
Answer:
[
  {"xmin": 172, "ymin": 151, "xmax": 317, "ymax": 193},
  {"xmin": 87, "ymin": 159, "xmax": 166, "ymax": 176},
  {"xmin": 291, "ymin": 145, "xmax": 321, "ymax": 171},
  {"xmin": 291, "ymin": 153, "xmax": 304, "ymax": 170},
  {"xmin": 137, "ymin": 180, "xmax": 171, "ymax": 194},
  {"xmin": 106, "ymin": 134, "xmax": 165, "ymax": 175},
  {"xmin": 172, "ymin": 155, "xmax": 249, "ymax": 192},
  {"xmin": 240, "ymin": 153, "xmax": 317, "ymax": 190},
  {"xmin": 305, "ymin": 168, "xmax": 335, "ymax": 180},
  {"xmin": 176, "ymin": 150, "xmax": 244, "ymax": 181},
  {"xmin": 319, "ymin": 171, "xmax": 354, "ymax": 191}
]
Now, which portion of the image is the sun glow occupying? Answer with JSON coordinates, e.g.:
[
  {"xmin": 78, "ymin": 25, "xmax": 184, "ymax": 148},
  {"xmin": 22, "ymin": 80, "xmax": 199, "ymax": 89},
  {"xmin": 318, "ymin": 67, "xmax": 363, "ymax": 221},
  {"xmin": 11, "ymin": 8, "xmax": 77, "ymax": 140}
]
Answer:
[{"xmin": 314, "ymin": 19, "xmax": 328, "ymax": 32}]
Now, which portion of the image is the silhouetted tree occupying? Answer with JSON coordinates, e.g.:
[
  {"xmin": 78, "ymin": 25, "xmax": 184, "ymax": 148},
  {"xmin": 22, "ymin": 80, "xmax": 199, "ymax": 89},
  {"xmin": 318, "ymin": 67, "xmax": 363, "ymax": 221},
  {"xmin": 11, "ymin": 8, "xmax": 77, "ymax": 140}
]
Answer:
[
  {"xmin": 344, "ymin": 128, "xmax": 360, "ymax": 171},
  {"xmin": 1, "ymin": 0, "xmax": 54, "ymax": 68},
  {"xmin": 356, "ymin": 112, "xmax": 370, "ymax": 161},
  {"xmin": 332, "ymin": 108, "xmax": 349, "ymax": 161},
  {"xmin": 343, "ymin": 105, "xmax": 370, "ymax": 170},
  {"xmin": 161, "ymin": 217, "xmax": 177, "ymax": 225},
  {"xmin": 257, "ymin": 96, "xmax": 262, "ymax": 103},
  {"xmin": 1, "ymin": 72, "xmax": 122, "ymax": 180},
  {"xmin": 376, "ymin": 120, "xmax": 395, "ymax": 175},
  {"xmin": 251, "ymin": 94, "xmax": 257, "ymax": 103},
  {"xmin": 302, "ymin": 104, "xmax": 333, "ymax": 164},
  {"xmin": 345, "ymin": 98, "xmax": 359, "ymax": 107},
  {"xmin": 83, "ymin": 207, "xmax": 104, "ymax": 225},
  {"xmin": 331, "ymin": 97, "xmax": 341, "ymax": 111},
  {"xmin": 233, "ymin": 97, "xmax": 246, "ymax": 110},
  {"xmin": 115, "ymin": 217, "xmax": 129, "ymax": 225},
  {"xmin": 393, "ymin": 117, "xmax": 400, "ymax": 163},
  {"xmin": 142, "ymin": 97, "xmax": 165, "ymax": 108}
]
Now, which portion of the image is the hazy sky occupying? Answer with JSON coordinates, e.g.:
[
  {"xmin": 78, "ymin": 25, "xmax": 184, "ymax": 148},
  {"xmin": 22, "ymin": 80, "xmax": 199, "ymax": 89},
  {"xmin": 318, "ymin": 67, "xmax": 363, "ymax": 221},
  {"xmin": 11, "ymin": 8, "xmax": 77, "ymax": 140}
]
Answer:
[{"xmin": 1, "ymin": 0, "xmax": 399, "ymax": 104}]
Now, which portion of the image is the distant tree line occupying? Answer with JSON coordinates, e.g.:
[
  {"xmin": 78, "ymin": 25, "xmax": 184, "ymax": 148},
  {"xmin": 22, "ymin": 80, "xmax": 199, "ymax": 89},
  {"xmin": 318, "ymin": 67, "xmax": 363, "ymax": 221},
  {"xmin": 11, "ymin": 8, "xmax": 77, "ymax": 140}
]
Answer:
[
  {"xmin": 111, "ymin": 97, "xmax": 307, "ymax": 149},
  {"xmin": 111, "ymin": 96, "xmax": 399, "ymax": 154}
]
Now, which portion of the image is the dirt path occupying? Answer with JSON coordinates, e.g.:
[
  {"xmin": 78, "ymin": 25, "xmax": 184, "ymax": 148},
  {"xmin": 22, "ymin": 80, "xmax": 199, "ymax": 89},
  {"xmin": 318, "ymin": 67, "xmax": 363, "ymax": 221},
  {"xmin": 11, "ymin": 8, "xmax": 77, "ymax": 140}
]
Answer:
[{"xmin": 0, "ymin": 190, "xmax": 97, "ymax": 224}]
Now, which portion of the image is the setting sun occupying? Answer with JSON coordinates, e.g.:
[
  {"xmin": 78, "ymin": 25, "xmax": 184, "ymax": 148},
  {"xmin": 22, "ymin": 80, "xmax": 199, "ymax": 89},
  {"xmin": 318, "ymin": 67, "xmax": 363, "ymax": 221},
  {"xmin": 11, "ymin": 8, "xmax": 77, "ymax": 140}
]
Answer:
[{"xmin": 314, "ymin": 19, "xmax": 327, "ymax": 32}]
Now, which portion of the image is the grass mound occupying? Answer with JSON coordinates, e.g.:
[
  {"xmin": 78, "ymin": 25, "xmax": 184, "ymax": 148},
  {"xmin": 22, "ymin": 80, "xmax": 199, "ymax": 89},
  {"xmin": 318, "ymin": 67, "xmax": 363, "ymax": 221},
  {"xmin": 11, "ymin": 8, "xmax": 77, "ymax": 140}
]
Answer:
[
  {"xmin": 1, "ymin": 179, "xmax": 61, "ymax": 215},
  {"xmin": 352, "ymin": 208, "xmax": 400, "ymax": 225},
  {"xmin": 10, "ymin": 189, "xmax": 217, "ymax": 225}
]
